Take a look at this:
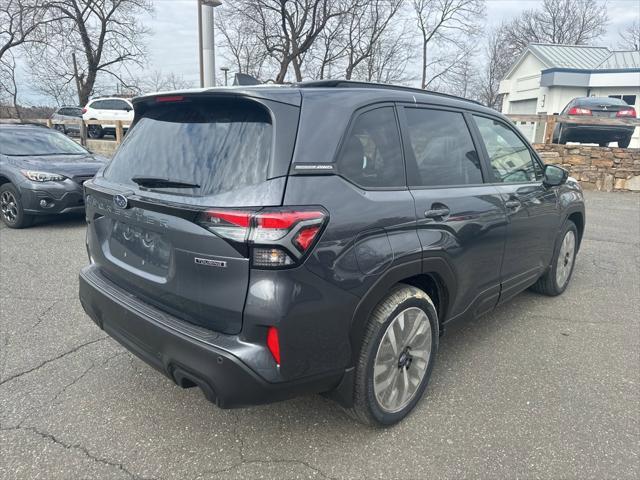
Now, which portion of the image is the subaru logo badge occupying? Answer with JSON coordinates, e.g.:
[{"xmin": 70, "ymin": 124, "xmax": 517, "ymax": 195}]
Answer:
[{"xmin": 113, "ymin": 194, "xmax": 128, "ymax": 209}]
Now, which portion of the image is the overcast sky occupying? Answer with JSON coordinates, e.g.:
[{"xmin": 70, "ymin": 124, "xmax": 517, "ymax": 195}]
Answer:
[{"xmin": 17, "ymin": 0, "xmax": 640, "ymax": 104}]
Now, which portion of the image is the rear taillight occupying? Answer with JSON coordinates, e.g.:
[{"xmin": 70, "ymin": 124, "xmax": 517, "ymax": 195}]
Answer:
[
  {"xmin": 197, "ymin": 208, "xmax": 327, "ymax": 268},
  {"xmin": 81, "ymin": 107, "xmax": 87, "ymax": 114},
  {"xmin": 567, "ymin": 107, "xmax": 592, "ymax": 115},
  {"xmin": 199, "ymin": 209, "xmax": 252, "ymax": 242},
  {"xmin": 617, "ymin": 107, "xmax": 636, "ymax": 117}
]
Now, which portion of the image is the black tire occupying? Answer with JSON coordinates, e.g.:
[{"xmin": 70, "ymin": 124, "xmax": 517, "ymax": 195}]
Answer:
[
  {"xmin": 87, "ymin": 123, "xmax": 104, "ymax": 139},
  {"xmin": 618, "ymin": 137, "xmax": 631, "ymax": 148},
  {"xmin": 54, "ymin": 124, "xmax": 66, "ymax": 134},
  {"xmin": 530, "ymin": 221, "xmax": 578, "ymax": 296},
  {"xmin": 0, "ymin": 184, "xmax": 34, "ymax": 229},
  {"xmin": 599, "ymin": 142, "xmax": 608, "ymax": 147},
  {"xmin": 346, "ymin": 285, "xmax": 439, "ymax": 426},
  {"xmin": 556, "ymin": 125, "xmax": 567, "ymax": 145}
]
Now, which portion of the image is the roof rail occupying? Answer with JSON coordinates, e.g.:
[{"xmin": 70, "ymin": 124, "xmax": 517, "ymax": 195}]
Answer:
[
  {"xmin": 89, "ymin": 94, "xmax": 135, "ymax": 100},
  {"xmin": 295, "ymin": 80, "xmax": 482, "ymax": 106}
]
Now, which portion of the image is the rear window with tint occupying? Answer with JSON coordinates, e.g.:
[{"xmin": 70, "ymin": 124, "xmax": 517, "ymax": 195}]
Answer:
[
  {"xmin": 104, "ymin": 99, "xmax": 273, "ymax": 196},
  {"xmin": 337, "ymin": 106, "xmax": 404, "ymax": 188}
]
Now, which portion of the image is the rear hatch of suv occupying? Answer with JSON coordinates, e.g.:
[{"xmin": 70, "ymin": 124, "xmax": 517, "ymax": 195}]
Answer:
[{"xmin": 84, "ymin": 91, "xmax": 301, "ymax": 334}]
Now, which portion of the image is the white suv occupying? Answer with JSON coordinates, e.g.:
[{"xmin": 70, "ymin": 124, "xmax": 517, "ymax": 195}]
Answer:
[{"xmin": 82, "ymin": 97, "xmax": 134, "ymax": 139}]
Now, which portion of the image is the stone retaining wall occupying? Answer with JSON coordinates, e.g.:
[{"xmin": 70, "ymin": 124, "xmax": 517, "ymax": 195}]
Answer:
[
  {"xmin": 534, "ymin": 144, "xmax": 640, "ymax": 192},
  {"xmin": 86, "ymin": 139, "xmax": 117, "ymax": 157}
]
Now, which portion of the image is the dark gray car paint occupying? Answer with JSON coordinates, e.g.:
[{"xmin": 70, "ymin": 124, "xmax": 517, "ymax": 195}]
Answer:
[
  {"xmin": 0, "ymin": 126, "xmax": 105, "ymax": 216},
  {"xmin": 79, "ymin": 84, "xmax": 585, "ymax": 408}
]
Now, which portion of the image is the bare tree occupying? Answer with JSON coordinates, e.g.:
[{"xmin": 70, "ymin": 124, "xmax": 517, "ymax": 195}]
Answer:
[
  {"xmin": 216, "ymin": 8, "xmax": 268, "ymax": 79},
  {"xmin": 0, "ymin": 0, "xmax": 59, "ymax": 61},
  {"xmin": 0, "ymin": 52, "xmax": 21, "ymax": 118},
  {"xmin": 136, "ymin": 70, "xmax": 193, "ymax": 94},
  {"xmin": 502, "ymin": 0, "xmax": 608, "ymax": 57},
  {"xmin": 618, "ymin": 20, "xmax": 640, "ymax": 51},
  {"xmin": 29, "ymin": 0, "xmax": 153, "ymax": 106},
  {"xmin": 302, "ymin": 9, "xmax": 348, "ymax": 80},
  {"xmin": 1, "ymin": 0, "xmax": 65, "ymax": 109},
  {"xmin": 342, "ymin": 0, "xmax": 404, "ymax": 80},
  {"xmin": 227, "ymin": 0, "xmax": 344, "ymax": 83},
  {"xmin": 438, "ymin": 52, "xmax": 477, "ymax": 98},
  {"xmin": 412, "ymin": 0, "xmax": 485, "ymax": 89},
  {"xmin": 475, "ymin": 26, "xmax": 511, "ymax": 110},
  {"xmin": 357, "ymin": 17, "xmax": 414, "ymax": 84},
  {"xmin": 301, "ymin": 0, "xmax": 407, "ymax": 82}
]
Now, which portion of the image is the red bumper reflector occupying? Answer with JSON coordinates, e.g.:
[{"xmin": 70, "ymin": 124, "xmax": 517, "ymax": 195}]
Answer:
[{"xmin": 267, "ymin": 326, "xmax": 281, "ymax": 365}]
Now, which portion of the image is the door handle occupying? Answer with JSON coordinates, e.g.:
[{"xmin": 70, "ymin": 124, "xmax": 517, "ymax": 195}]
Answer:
[
  {"xmin": 424, "ymin": 206, "xmax": 450, "ymax": 220},
  {"xmin": 505, "ymin": 199, "xmax": 521, "ymax": 209}
]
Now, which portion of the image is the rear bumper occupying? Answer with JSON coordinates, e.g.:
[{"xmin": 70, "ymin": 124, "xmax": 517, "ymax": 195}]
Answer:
[
  {"xmin": 559, "ymin": 124, "xmax": 635, "ymax": 142},
  {"xmin": 78, "ymin": 265, "xmax": 343, "ymax": 408}
]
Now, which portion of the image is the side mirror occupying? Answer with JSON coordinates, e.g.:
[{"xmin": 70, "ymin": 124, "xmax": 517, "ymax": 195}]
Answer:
[{"xmin": 543, "ymin": 164, "xmax": 568, "ymax": 187}]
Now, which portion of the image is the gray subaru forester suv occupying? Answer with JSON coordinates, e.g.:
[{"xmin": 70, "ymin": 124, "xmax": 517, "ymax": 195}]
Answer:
[{"xmin": 79, "ymin": 81, "xmax": 585, "ymax": 426}]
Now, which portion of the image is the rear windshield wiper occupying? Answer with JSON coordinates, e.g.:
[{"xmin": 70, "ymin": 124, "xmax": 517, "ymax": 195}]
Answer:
[{"xmin": 131, "ymin": 176, "xmax": 200, "ymax": 189}]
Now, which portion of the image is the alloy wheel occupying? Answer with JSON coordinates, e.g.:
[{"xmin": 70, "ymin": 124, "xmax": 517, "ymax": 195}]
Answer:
[
  {"xmin": 0, "ymin": 190, "xmax": 19, "ymax": 224},
  {"xmin": 373, "ymin": 307, "xmax": 432, "ymax": 413},
  {"xmin": 556, "ymin": 230, "xmax": 576, "ymax": 288}
]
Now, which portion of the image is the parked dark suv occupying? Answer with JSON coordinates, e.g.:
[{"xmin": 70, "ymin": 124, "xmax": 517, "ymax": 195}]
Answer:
[{"xmin": 79, "ymin": 81, "xmax": 585, "ymax": 426}]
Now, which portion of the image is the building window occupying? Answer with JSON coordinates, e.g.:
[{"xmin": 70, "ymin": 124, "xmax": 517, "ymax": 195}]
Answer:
[{"xmin": 609, "ymin": 95, "xmax": 637, "ymax": 106}]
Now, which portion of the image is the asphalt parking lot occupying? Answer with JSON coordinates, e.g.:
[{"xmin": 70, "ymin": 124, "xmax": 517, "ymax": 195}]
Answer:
[{"xmin": 0, "ymin": 191, "xmax": 638, "ymax": 480}]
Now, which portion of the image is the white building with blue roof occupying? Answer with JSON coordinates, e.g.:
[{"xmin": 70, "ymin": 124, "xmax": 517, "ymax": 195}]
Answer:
[{"xmin": 499, "ymin": 44, "xmax": 640, "ymax": 146}]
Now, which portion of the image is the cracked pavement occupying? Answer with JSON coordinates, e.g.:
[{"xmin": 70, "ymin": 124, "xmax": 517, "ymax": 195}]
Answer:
[{"xmin": 1, "ymin": 191, "xmax": 638, "ymax": 479}]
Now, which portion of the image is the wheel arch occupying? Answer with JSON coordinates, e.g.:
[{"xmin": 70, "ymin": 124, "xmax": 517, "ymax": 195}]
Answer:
[
  {"xmin": 329, "ymin": 257, "xmax": 456, "ymax": 409},
  {"xmin": 400, "ymin": 272, "xmax": 450, "ymax": 324},
  {"xmin": 348, "ymin": 257, "xmax": 456, "ymax": 361},
  {"xmin": 567, "ymin": 211, "xmax": 585, "ymax": 249}
]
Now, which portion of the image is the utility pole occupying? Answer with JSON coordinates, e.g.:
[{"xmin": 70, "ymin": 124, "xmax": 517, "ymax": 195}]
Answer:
[{"xmin": 198, "ymin": 0, "xmax": 222, "ymax": 88}]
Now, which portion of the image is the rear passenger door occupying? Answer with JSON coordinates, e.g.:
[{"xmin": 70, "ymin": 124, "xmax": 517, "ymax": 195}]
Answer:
[
  {"xmin": 331, "ymin": 104, "xmax": 422, "ymax": 280},
  {"xmin": 111, "ymin": 99, "xmax": 133, "ymax": 123},
  {"xmin": 398, "ymin": 106, "xmax": 507, "ymax": 322},
  {"xmin": 102, "ymin": 100, "xmax": 124, "ymax": 128},
  {"xmin": 471, "ymin": 115, "xmax": 560, "ymax": 303},
  {"xmin": 88, "ymin": 100, "xmax": 109, "ymax": 127}
]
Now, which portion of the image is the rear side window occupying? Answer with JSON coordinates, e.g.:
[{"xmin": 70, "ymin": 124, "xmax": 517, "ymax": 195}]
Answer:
[
  {"xmin": 337, "ymin": 106, "xmax": 404, "ymax": 188},
  {"xmin": 90, "ymin": 100, "xmax": 105, "ymax": 109},
  {"xmin": 473, "ymin": 116, "xmax": 542, "ymax": 183},
  {"xmin": 103, "ymin": 100, "xmax": 120, "ymax": 110},
  {"xmin": 404, "ymin": 108, "xmax": 483, "ymax": 187},
  {"xmin": 104, "ymin": 98, "xmax": 273, "ymax": 196},
  {"xmin": 110, "ymin": 99, "xmax": 131, "ymax": 110}
]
